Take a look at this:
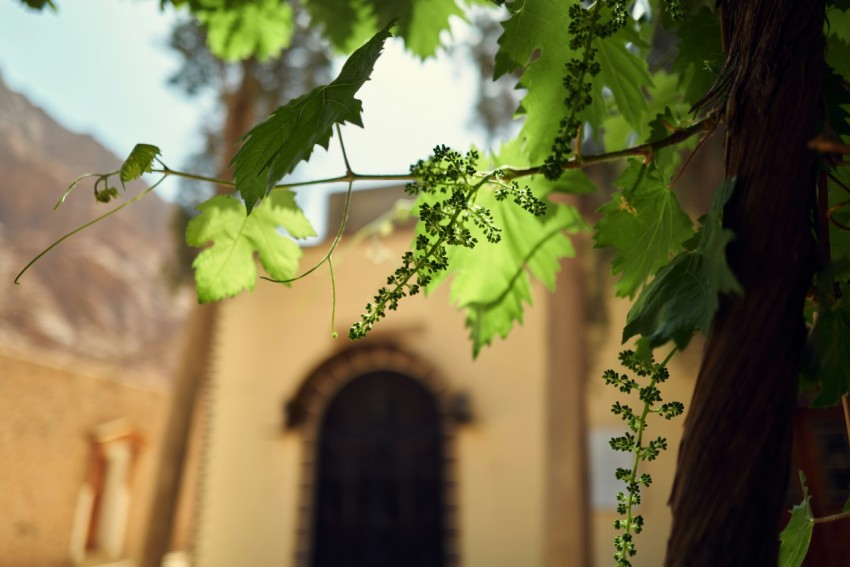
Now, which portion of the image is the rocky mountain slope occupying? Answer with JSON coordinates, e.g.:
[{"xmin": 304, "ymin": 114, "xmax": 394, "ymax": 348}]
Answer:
[{"xmin": 0, "ymin": 73, "xmax": 189, "ymax": 382}]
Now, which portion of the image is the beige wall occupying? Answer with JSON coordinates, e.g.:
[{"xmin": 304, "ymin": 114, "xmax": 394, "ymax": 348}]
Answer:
[
  {"xmin": 0, "ymin": 349, "xmax": 169, "ymax": 566},
  {"xmin": 197, "ymin": 231, "xmax": 551, "ymax": 567},
  {"xmin": 197, "ymin": 216, "xmax": 700, "ymax": 567}
]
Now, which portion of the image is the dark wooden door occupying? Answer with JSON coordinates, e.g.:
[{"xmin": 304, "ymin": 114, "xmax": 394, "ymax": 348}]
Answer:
[{"xmin": 312, "ymin": 370, "xmax": 445, "ymax": 567}]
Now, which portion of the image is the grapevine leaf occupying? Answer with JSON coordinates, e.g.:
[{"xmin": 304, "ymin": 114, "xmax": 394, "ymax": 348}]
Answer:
[
  {"xmin": 303, "ymin": 0, "xmax": 460, "ymax": 57},
  {"xmin": 603, "ymin": 70, "xmax": 687, "ymax": 151},
  {"xmin": 302, "ymin": 0, "xmax": 372, "ymax": 53},
  {"xmin": 120, "ymin": 144, "xmax": 161, "ymax": 184},
  {"xmin": 806, "ymin": 295, "xmax": 850, "ymax": 406},
  {"xmin": 458, "ymin": 199, "xmax": 583, "ymax": 356},
  {"xmin": 623, "ymin": 179, "xmax": 742, "ymax": 350},
  {"xmin": 549, "ymin": 169, "xmax": 598, "ymax": 195},
  {"xmin": 594, "ymin": 160, "xmax": 694, "ymax": 298},
  {"xmin": 829, "ymin": 169, "xmax": 850, "ymax": 266},
  {"xmin": 595, "ymin": 30, "xmax": 653, "ymax": 133},
  {"xmin": 186, "ymin": 191, "xmax": 316, "ymax": 303},
  {"xmin": 401, "ymin": 0, "xmax": 463, "ymax": 58},
  {"xmin": 671, "ymin": 6, "xmax": 723, "ymax": 106},
  {"xmin": 778, "ymin": 471, "xmax": 814, "ymax": 567},
  {"xmin": 425, "ymin": 141, "xmax": 585, "ymax": 356},
  {"xmin": 827, "ymin": 7, "xmax": 850, "ymax": 43},
  {"xmin": 231, "ymin": 22, "xmax": 393, "ymax": 212},
  {"xmin": 495, "ymin": 0, "xmax": 577, "ymax": 162},
  {"xmin": 195, "ymin": 0, "xmax": 294, "ymax": 61},
  {"xmin": 825, "ymin": 49, "xmax": 850, "ymax": 141}
]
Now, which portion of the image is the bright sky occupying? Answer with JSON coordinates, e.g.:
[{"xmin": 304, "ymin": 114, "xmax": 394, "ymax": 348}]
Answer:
[{"xmin": 0, "ymin": 0, "xmax": 494, "ymax": 238}]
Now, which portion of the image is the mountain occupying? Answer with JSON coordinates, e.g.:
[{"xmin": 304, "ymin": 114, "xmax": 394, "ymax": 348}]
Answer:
[{"xmin": 0, "ymin": 73, "xmax": 189, "ymax": 383}]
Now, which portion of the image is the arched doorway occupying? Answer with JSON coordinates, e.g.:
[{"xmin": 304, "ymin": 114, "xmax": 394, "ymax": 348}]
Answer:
[
  {"xmin": 312, "ymin": 370, "xmax": 445, "ymax": 567},
  {"xmin": 286, "ymin": 346, "xmax": 459, "ymax": 567}
]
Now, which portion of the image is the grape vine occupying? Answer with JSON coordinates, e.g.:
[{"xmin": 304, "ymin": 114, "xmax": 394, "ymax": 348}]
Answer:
[
  {"xmin": 604, "ymin": 349, "xmax": 682, "ymax": 566},
  {"xmin": 542, "ymin": 0, "xmax": 629, "ymax": 179},
  {"xmin": 349, "ymin": 145, "xmax": 547, "ymax": 340},
  {"xmin": 13, "ymin": 1, "xmax": 850, "ymax": 565}
]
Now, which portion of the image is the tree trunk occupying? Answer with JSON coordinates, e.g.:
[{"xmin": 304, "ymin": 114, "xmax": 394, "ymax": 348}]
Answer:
[
  {"xmin": 665, "ymin": 1, "xmax": 826, "ymax": 565},
  {"xmin": 141, "ymin": 60, "xmax": 258, "ymax": 567}
]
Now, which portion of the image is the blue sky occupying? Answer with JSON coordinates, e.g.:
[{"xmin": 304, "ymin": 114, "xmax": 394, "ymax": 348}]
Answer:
[
  {"xmin": 0, "ymin": 1, "xmax": 495, "ymax": 236},
  {"xmin": 0, "ymin": 1, "xmax": 207, "ymax": 167}
]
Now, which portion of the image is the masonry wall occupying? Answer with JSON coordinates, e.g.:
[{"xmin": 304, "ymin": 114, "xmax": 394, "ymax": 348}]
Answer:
[{"xmin": 0, "ymin": 349, "xmax": 169, "ymax": 566}]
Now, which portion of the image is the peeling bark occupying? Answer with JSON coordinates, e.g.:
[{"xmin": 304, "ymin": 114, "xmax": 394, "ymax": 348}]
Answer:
[{"xmin": 665, "ymin": 1, "xmax": 826, "ymax": 565}]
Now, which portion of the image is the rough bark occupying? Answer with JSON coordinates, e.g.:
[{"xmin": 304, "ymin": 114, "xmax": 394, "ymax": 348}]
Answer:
[{"xmin": 665, "ymin": 1, "xmax": 826, "ymax": 565}]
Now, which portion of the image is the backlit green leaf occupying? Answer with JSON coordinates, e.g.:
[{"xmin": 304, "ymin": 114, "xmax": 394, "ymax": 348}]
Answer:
[
  {"xmin": 828, "ymin": 169, "xmax": 850, "ymax": 267},
  {"xmin": 778, "ymin": 471, "xmax": 814, "ymax": 567},
  {"xmin": 303, "ymin": 0, "xmax": 460, "ymax": 57},
  {"xmin": 623, "ymin": 179, "xmax": 742, "ymax": 350},
  {"xmin": 119, "ymin": 144, "xmax": 161, "ymax": 184},
  {"xmin": 231, "ymin": 22, "xmax": 393, "ymax": 212},
  {"xmin": 194, "ymin": 0, "xmax": 294, "ymax": 61},
  {"xmin": 603, "ymin": 70, "xmax": 689, "ymax": 152},
  {"xmin": 825, "ymin": 50, "xmax": 850, "ymax": 142},
  {"xmin": 425, "ymin": 140, "xmax": 586, "ymax": 356},
  {"xmin": 671, "ymin": 6, "xmax": 722, "ymax": 106},
  {"xmin": 827, "ymin": 7, "xmax": 850, "ymax": 43},
  {"xmin": 495, "ymin": 0, "xmax": 576, "ymax": 162},
  {"xmin": 186, "ymin": 191, "xmax": 316, "ymax": 302},
  {"xmin": 595, "ymin": 30, "xmax": 653, "ymax": 133},
  {"xmin": 595, "ymin": 159, "xmax": 694, "ymax": 298},
  {"xmin": 806, "ymin": 295, "xmax": 850, "ymax": 406}
]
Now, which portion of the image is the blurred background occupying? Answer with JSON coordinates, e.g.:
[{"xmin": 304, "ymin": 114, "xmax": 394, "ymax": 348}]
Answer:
[{"xmin": 1, "ymin": 2, "xmax": 848, "ymax": 566}]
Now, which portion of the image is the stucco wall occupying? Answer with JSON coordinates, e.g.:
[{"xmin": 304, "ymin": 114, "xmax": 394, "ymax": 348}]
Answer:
[
  {"xmin": 196, "ymin": 214, "xmax": 699, "ymax": 567},
  {"xmin": 197, "ymin": 230, "xmax": 550, "ymax": 567},
  {"xmin": 0, "ymin": 349, "xmax": 169, "ymax": 566}
]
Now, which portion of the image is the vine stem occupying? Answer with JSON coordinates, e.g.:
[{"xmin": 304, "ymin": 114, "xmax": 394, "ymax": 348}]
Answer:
[
  {"xmin": 14, "ymin": 177, "xmax": 164, "ymax": 284},
  {"xmin": 352, "ymin": 171, "xmax": 494, "ymax": 336},
  {"xmin": 809, "ymin": 138, "xmax": 850, "ymax": 156},
  {"xmin": 617, "ymin": 346, "xmax": 678, "ymax": 560},
  {"xmin": 504, "ymin": 116, "xmax": 717, "ymax": 181},
  {"xmin": 812, "ymin": 510, "xmax": 850, "ymax": 525},
  {"xmin": 19, "ymin": 115, "xmax": 715, "ymax": 284},
  {"xmin": 146, "ymin": 115, "xmax": 716, "ymax": 193},
  {"xmin": 263, "ymin": 126, "xmax": 355, "ymax": 338}
]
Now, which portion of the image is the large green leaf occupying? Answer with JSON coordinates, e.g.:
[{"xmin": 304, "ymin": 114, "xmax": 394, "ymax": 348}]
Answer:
[
  {"xmin": 623, "ymin": 179, "xmax": 742, "ymax": 351},
  {"xmin": 186, "ymin": 191, "xmax": 316, "ymax": 302},
  {"xmin": 496, "ymin": 3, "xmax": 654, "ymax": 161},
  {"xmin": 594, "ymin": 160, "xmax": 694, "ymax": 298},
  {"xmin": 778, "ymin": 472, "xmax": 814, "ymax": 567},
  {"xmin": 193, "ymin": 0, "xmax": 294, "ymax": 61},
  {"xmin": 424, "ymin": 141, "xmax": 585, "ymax": 356},
  {"xmin": 825, "ymin": 51, "xmax": 850, "ymax": 142},
  {"xmin": 671, "ymin": 6, "xmax": 723, "ymax": 106},
  {"xmin": 828, "ymin": 169, "xmax": 850, "ymax": 269},
  {"xmin": 827, "ymin": 6, "xmax": 850, "ymax": 43},
  {"xmin": 594, "ymin": 29, "xmax": 653, "ymax": 134},
  {"xmin": 495, "ymin": 0, "xmax": 577, "ymax": 162},
  {"xmin": 303, "ymin": 0, "xmax": 461, "ymax": 57},
  {"xmin": 806, "ymin": 295, "xmax": 850, "ymax": 406},
  {"xmin": 603, "ymin": 70, "xmax": 690, "ymax": 153},
  {"xmin": 231, "ymin": 22, "xmax": 393, "ymax": 212}
]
